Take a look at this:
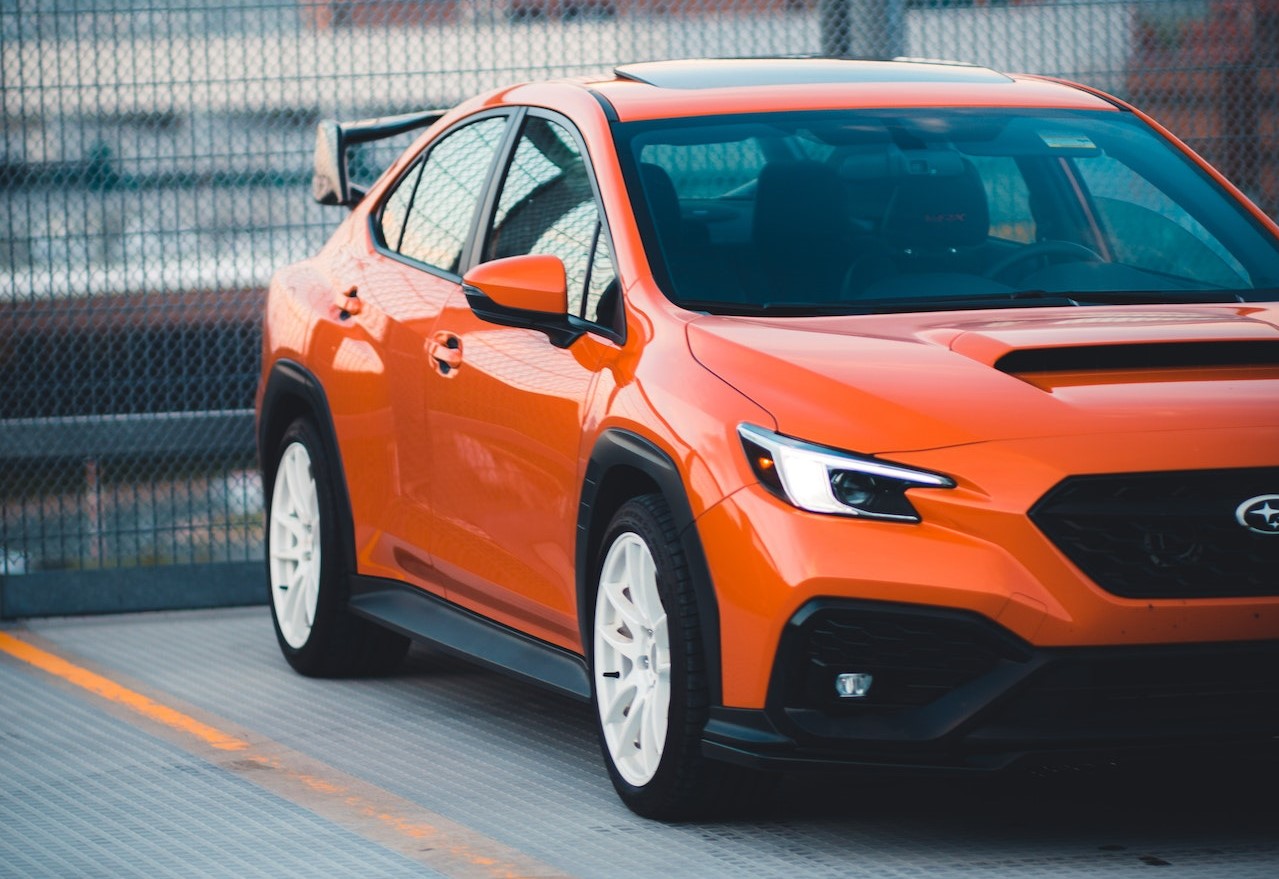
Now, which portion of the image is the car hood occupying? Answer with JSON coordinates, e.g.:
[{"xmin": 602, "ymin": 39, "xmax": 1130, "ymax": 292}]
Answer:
[{"xmin": 685, "ymin": 304, "xmax": 1279, "ymax": 454}]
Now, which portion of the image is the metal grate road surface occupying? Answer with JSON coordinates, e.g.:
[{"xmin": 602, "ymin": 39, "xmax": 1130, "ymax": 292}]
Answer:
[
  {"xmin": 3, "ymin": 607, "xmax": 1278, "ymax": 879},
  {"xmin": 0, "ymin": 648, "xmax": 434, "ymax": 879}
]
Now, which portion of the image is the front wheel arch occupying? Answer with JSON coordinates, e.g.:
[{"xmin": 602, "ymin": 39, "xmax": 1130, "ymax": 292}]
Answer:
[{"xmin": 576, "ymin": 429, "xmax": 723, "ymax": 707}]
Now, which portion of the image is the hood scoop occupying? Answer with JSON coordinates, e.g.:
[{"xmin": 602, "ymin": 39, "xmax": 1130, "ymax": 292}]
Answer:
[
  {"xmin": 945, "ymin": 312, "xmax": 1279, "ymax": 382},
  {"xmin": 995, "ymin": 340, "xmax": 1279, "ymax": 375}
]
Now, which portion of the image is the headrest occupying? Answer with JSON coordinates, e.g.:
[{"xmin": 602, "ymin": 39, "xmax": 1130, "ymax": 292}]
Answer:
[
  {"xmin": 882, "ymin": 156, "xmax": 989, "ymax": 249},
  {"xmin": 639, "ymin": 162, "xmax": 681, "ymax": 243},
  {"xmin": 752, "ymin": 162, "xmax": 847, "ymax": 245}
]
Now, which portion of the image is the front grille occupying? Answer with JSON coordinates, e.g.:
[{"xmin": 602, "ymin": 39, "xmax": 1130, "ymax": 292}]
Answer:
[
  {"xmin": 777, "ymin": 602, "xmax": 1030, "ymax": 713},
  {"xmin": 1030, "ymin": 469, "xmax": 1279, "ymax": 599}
]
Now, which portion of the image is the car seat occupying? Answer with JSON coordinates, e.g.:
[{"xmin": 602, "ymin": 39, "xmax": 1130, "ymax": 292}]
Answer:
[{"xmin": 750, "ymin": 161, "xmax": 853, "ymax": 303}]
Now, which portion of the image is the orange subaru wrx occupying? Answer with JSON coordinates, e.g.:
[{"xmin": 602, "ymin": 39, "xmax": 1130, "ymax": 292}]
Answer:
[{"xmin": 256, "ymin": 58, "xmax": 1279, "ymax": 819}]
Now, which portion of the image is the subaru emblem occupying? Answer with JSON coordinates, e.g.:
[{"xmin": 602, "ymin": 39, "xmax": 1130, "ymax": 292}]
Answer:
[{"xmin": 1236, "ymin": 495, "xmax": 1279, "ymax": 535}]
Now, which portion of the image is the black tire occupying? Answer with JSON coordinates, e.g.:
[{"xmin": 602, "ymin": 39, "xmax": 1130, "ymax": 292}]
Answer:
[
  {"xmin": 264, "ymin": 417, "xmax": 409, "ymax": 677},
  {"xmin": 590, "ymin": 494, "xmax": 774, "ymax": 820}
]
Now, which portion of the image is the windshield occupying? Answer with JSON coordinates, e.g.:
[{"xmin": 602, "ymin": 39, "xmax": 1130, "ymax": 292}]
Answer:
[{"xmin": 616, "ymin": 109, "xmax": 1279, "ymax": 314}]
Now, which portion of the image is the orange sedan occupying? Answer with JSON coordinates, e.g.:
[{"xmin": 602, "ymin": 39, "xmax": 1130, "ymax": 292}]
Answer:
[{"xmin": 256, "ymin": 58, "xmax": 1279, "ymax": 819}]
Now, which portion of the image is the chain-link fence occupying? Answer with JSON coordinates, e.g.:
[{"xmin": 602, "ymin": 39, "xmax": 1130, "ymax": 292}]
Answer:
[{"xmin": 2, "ymin": 0, "xmax": 1275, "ymax": 613}]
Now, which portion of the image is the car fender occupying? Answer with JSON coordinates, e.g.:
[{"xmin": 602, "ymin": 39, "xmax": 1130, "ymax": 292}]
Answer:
[{"xmin": 576, "ymin": 428, "xmax": 724, "ymax": 704}]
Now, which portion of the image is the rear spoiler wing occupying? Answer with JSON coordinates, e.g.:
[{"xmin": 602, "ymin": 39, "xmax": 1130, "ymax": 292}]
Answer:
[{"xmin": 312, "ymin": 109, "xmax": 445, "ymax": 207}]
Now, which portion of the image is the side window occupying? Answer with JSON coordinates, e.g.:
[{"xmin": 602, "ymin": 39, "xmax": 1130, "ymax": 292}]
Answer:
[
  {"xmin": 1074, "ymin": 155, "xmax": 1247, "ymax": 287},
  {"xmin": 639, "ymin": 139, "xmax": 766, "ymax": 198},
  {"xmin": 379, "ymin": 161, "xmax": 423, "ymax": 252},
  {"xmin": 969, "ymin": 155, "xmax": 1035, "ymax": 244},
  {"xmin": 486, "ymin": 116, "xmax": 618, "ymax": 326},
  {"xmin": 583, "ymin": 222, "xmax": 616, "ymax": 325},
  {"xmin": 392, "ymin": 116, "xmax": 507, "ymax": 274}
]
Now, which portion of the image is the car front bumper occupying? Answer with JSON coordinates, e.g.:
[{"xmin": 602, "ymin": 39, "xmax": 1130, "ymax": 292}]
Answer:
[{"xmin": 701, "ymin": 598, "xmax": 1279, "ymax": 772}]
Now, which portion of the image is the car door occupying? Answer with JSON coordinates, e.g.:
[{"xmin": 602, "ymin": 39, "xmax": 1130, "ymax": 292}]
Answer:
[
  {"xmin": 425, "ymin": 110, "xmax": 623, "ymax": 650},
  {"xmin": 339, "ymin": 112, "xmax": 514, "ymax": 591}
]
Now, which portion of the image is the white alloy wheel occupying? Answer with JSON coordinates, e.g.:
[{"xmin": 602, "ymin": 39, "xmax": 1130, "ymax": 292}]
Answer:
[
  {"xmin": 594, "ymin": 531, "xmax": 672, "ymax": 787},
  {"xmin": 269, "ymin": 441, "xmax": 321, "ymax": 649}
]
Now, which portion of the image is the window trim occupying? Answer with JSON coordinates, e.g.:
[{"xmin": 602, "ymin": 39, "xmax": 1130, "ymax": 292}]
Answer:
[{"xmin": 474, "ymin": 107, "xmax": 626, "ymax": 344}]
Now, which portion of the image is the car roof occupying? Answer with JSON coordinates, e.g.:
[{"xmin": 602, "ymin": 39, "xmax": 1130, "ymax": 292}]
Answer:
[
  {"xmin": 613, "ymin": 57, "xmax": 1012, "ymax": 89},
  {"xmin": 576, "ymin": 58, "xmax": 1117, "ymax": 122}
]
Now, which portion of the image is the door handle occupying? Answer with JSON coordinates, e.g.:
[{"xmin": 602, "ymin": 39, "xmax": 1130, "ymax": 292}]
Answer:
[
  {"xmin": 335, "ymin": 286, "xmax": 362, "ymax": 318},
  {"xmin": 429, "ymin": 331, "xmax": 463, "ymax": 374}
]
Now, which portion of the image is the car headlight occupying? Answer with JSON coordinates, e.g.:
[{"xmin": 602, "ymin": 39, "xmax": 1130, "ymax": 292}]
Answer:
[{"xmin": 737, "ymin": 424, "xmax": 955, "ymax": 523}]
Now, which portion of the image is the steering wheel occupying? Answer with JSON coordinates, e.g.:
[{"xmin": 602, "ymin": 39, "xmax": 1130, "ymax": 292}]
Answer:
[{"xmin": 985, "ymin": 240, "xmax": 1104, "ymax": 282}]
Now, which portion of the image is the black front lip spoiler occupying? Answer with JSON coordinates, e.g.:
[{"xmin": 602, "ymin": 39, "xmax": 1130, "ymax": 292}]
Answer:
[{"xmin": 701, "ymin": 706, "xmax": 1279, "ymax": 774}]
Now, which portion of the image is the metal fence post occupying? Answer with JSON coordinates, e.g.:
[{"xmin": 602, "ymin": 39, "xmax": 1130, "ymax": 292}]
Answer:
[{"xmin": 819, "ymin": 0, "xmax": 905, "ymax": 59}]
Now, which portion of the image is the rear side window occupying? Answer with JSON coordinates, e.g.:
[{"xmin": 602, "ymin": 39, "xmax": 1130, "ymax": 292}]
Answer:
[
  {"xmin": 378, "ymin": 116, "xmax": 507, "ymax": 274},
  {"xmin": 380, "ymin": 162, "xmax": 423, "ymax": 252}
]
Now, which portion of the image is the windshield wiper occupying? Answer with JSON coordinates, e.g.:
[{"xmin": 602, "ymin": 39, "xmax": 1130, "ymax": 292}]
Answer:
[
  {"xmin": 675, "ymin": 295, "xmax": 1083, "ymax": 316},
  {"xmin": 1008, "ymin": 289, "xmax": 1250, "ymax": 305},
  {"xmin": 675, "ymin": 288, "xmax": 1260, "ymax": 318},
  {"xmin": 675, "ymin": 299, "xmax": 855, "ymax": 316}
]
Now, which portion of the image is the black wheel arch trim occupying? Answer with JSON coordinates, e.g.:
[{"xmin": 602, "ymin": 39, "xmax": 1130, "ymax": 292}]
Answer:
[
  {"xmin": 258, "ymin": 358, "xmax": 359, "ymax": 573},
  {"xmin": 576, "ymin": 428, "xmax": 723, "ymax": 704}
]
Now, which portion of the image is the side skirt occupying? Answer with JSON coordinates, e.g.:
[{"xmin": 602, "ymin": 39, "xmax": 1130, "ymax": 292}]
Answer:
[{"xmin": 347, "ymin": 576, "xmax": 591, "ymax": 701}]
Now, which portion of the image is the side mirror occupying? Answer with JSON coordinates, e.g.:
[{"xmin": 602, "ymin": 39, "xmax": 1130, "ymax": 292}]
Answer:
[
  {"xmin": 463, "ymin": 254, "xmax": 568, "ymax": 314},
  {"xmin": 462, "ymin": 255, "xmax": 584, "ymax": 348}
]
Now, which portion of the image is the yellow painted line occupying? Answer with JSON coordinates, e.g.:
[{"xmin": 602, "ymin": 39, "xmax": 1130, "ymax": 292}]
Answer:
[
  {"xmin": 0, "ymin": 630, "xmax": 246, "ymax": 751},
  {"xmin": 0, "ymin": 629, "xmax": 574, "ymax": 879}
]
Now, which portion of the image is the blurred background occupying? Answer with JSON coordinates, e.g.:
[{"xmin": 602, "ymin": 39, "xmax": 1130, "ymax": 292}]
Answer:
[{"xmin": 2, "ymin": 0, "xmax": 1275, "ymax": 616}]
